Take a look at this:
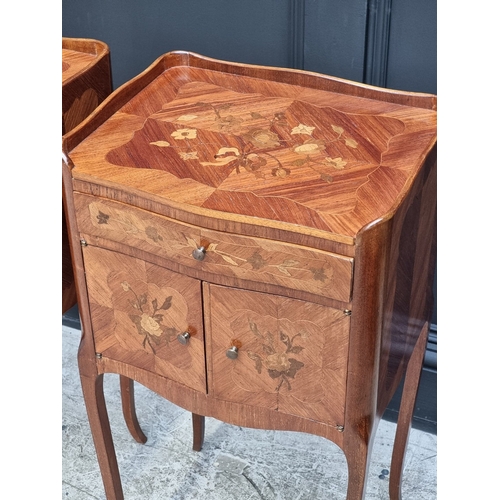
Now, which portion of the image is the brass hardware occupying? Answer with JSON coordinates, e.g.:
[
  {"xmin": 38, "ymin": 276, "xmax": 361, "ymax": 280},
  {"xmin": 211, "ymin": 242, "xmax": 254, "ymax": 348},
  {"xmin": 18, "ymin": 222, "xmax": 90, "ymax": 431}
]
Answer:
[
  {"xmin": 177, "ymin": 331, "xmax": 191, "ymax": 345},
  {"xmin": 96, "ymin": 353, "xmax": 102, "ymax": 359},
  {"xmin": 80, "ymin": 239, "xmax": 88, "ymax": 247},
  {"xmin": 226, "ymin": 346, "xmax": 239, "ymax": 359},
  {"xmin": 192, "ymin": 246, "xmax": 206, "ymax": 261},
  {"xmin": 343, "ymin": 309, "xmax": 351, "ymax": 316},
  {"xmin": 335, "ymin": 425, "xmax": 344, "ymax": 432}
]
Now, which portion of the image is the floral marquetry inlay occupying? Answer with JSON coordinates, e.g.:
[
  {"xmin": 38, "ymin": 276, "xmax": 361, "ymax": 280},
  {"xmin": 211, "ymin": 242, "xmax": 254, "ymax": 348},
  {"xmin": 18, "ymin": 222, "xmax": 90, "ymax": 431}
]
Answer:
[
  {"xmin": 107, "ymin": 81, "xmax": 400, "ymax": 185},
  {"xmin": 246, "ymin": 320, "xmax": 307, "ymax": 393},
  {"xmin": 83, "ymin": 246, "xmax": 207, "ymax": 393},
  {"xmin": 100, "ymin": 79, "xmax": 409, "ymax": 235},
  {"xmin": 209, "ymin": 286, "xmax": 350, "ymax": 425},
  {"xmin": 78, "ymin": 196, "xmax": 354, "ymax": 303}
]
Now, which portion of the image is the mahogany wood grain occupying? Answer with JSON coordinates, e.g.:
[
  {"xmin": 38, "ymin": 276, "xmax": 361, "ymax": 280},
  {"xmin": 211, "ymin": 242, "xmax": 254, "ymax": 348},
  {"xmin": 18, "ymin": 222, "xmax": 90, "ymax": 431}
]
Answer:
[{"xmin": 62, "ymin": 51, "xmax": 437, "ymax": 500}]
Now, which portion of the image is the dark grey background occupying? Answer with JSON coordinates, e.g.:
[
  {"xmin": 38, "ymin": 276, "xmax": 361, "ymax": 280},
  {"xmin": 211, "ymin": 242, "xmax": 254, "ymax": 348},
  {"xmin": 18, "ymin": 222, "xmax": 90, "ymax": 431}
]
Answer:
[{"xmin": 62, "ymin": 0, "xmax": 437, "ymax": 432}]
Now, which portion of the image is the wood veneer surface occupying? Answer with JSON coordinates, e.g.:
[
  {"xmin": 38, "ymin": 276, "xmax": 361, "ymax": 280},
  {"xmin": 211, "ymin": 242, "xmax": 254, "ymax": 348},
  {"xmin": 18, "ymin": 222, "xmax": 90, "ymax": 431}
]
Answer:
[
  {"xmin": 66, "ymin": 52, "xmax": 437, "ymax": 245},
  {"xmin": 62, "ymin": 38, "xmax": 112, "ymax": 314}
]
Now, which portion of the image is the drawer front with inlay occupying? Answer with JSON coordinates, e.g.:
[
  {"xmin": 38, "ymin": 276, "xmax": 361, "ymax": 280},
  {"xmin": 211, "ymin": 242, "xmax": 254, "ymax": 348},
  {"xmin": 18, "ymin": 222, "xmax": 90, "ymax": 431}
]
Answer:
[{"xmin": 74, "ymin": 193, "xmax": 353, "ymax": 302}]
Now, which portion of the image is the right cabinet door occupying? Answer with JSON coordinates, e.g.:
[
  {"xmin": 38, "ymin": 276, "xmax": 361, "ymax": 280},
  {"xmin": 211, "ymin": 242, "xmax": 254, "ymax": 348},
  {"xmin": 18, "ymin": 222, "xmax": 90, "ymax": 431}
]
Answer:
[{"xmin": 206, "ymin": 284, "xmax": 350, "ymax": 426}]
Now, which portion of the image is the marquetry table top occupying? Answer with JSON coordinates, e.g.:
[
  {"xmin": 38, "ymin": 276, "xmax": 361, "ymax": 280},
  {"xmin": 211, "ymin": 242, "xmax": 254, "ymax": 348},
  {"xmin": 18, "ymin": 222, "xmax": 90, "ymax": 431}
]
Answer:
[{"xmin": 64, "ymin": 51, "xmax": 437, "ymax": 244}]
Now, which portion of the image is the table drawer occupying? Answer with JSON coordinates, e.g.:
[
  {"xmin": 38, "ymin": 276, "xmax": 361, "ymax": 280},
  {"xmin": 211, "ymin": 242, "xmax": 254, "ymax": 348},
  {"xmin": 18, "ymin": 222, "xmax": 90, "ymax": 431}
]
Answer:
[{"xmin": 74, "ymin": 194, "xmax": 353, "ymax": 302}]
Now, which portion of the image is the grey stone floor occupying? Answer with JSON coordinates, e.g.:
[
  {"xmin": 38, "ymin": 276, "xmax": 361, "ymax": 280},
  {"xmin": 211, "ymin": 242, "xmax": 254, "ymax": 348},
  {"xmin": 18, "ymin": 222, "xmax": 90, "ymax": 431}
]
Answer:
[{"xmin": 62, "ymin": 325, "xmax": 437, "ymax": 499}]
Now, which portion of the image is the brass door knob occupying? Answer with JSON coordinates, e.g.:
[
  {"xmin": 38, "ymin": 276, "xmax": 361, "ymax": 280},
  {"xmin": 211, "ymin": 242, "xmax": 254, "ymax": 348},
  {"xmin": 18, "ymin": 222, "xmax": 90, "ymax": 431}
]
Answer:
[
  {"xmin": 192, "ymin": 246, "xmax": 206, "ymax": 261},
  {"xmin": 177, "ymin": 331, "xmax": 191, "ymax": 345},
  {"xmin": 226, "ymin": 346, "xmax": 239, "ymax": 359}
]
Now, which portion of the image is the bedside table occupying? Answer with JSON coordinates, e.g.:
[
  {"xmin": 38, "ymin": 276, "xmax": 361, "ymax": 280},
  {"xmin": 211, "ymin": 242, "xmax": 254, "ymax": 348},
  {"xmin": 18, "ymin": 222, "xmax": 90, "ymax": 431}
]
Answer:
[
  {"xmin": 62, "ymin": 37, "xmax": 112, "ymax": 314},
  {"xmin": 62, "ymin": 51, "xmax": 436, "ymax": 500}
]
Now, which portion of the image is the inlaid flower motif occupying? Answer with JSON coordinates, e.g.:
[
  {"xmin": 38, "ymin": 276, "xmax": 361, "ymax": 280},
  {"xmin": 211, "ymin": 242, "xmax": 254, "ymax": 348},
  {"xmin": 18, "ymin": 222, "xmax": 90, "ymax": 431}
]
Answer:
[
  {"xmin": 97, "ymin": 211, "xmax": 110, "ymax": 224},
  {"xmin": 263, "ymin": 352, "xmax": 290, "ymax": 372},
  {"xmin": 246, "ymin": 252, "xmax": 267, "ymax": 270},
  {"xmin": 178, "ymin": 151, "xmax": 199, "ymax": 161},
  {"xmin": 216, "ymin": 115, "xmax": 244, "ymax": 133},
  {"xmin": 171, "ymin": 128, "xmax": 197, "ymax": 140},
  {"xmin": 293, "ymin": 139, "xmax": 326, "ymax": 155},
  {"xmin": 243, "ymin": 129, "xmax": 280, "ymax": 149},
  {"xmin": 140, "ymin": 313, "xmax": 162, "ymax": 336},
  {"xmin": 120, "ymin": 281, "xmax": 176, "ymax": 354},
  {"xmin": 246, "ymin": 321, "xmax": 306, "ymax": 392},
  {"xmin": 291, "ymin": 124, "xmax": 315, "ymax": 136},
  {"xmin": 202, "ymin": 147, "xmax": 267, "ymax": 178},
  {"xmin": 310, "ymin": 267, "xmax": 327, "ymax": 282},
  {"xmin": 271, "ymin": 166, "xmax": 291, "ymax": 178}
]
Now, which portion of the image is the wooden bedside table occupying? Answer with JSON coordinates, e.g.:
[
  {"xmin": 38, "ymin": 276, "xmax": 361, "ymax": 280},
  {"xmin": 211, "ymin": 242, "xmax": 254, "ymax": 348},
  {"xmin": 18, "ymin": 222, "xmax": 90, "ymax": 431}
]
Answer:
[
  {"xmin": 62, "ymin": 37, "xmax": 112, "ymax": 314},
  {"xmin": 62, "ymin": 51, "xmax": 436, "ymax": 500}
]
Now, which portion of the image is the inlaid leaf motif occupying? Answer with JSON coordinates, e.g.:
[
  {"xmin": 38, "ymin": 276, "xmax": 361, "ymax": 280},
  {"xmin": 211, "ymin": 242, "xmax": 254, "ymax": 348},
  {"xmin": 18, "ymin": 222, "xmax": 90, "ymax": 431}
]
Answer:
[
  {"xmin": 249, "ymin": 321, "xmax": 260, "ymax": 337},
  {"xmin": 145, "ymin": 226, "xmax": 163, "ymax": 242},
  {"xmin": 186, "ymin": 237, "xmax": 198, "ymax": 249},
  {"xmin": 149, "ymin": 141, "xmax": 171, "ymax": 147},
  {"xmin": 277, "ymin": 266, "xmax": 291, "ymax": 276},
  {"xmin": 291, "ymin": 124, "xmax": 315, "ymax": 136},
  {"xmin": 247, "ymin": 351, "xmax": 263, "ymax": 374},
  {"xmin": 285, "ymin": 358, "xmax": 304, "ymax": 379},
  {"xmin": 332, "ymin": 125, "xmax": 344, "ymax": 135},
  {"xmin": 268, "ymin": 369, "xmax": 282, "ymax": 379},
  {"xmin": 245, "ymin": 320, "xmax": 306, "ymax": 392},
  {"xmin": 160, "ymin": 296, "xmax": 172, "ymax": 310},
  {"xmin": 221, "ymin": 254, "xmax": 238, "ymax": 266},
  {"xmin": 176, "ymin": 114, "xmax": 198, "ymax": 122},
  {"xmin": 344, "ymin": 137, "xmax": 358, "ymax": 148}
]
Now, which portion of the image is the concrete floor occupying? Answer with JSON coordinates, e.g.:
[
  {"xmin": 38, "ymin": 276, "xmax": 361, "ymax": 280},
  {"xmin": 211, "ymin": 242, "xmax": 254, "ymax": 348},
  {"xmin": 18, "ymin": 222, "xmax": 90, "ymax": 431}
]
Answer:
[{"xmin": 62, "ymin": 325, "xmax": 437, "ymax": 499}]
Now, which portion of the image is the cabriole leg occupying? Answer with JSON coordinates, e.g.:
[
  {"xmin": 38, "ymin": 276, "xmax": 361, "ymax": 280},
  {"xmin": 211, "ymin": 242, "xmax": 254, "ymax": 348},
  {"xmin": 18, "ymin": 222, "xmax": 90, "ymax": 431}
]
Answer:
[
  {"xmin": 80, "ymin": 373, "xmax": 123, "ymax": 500},
  {"xmin": 389, "ymin": 322, "xmax": 429, "ymax": 500},
  {"xmin": 120, "ymin": 375, "xmax": 147, "ymax": 444}
]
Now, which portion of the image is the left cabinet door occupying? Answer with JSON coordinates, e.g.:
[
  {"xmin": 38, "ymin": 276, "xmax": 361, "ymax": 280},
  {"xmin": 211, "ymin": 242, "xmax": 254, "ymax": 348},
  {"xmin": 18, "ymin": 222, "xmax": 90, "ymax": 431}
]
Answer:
[{"xmin": 82, "ymin": 245, "xmax": 207, "ymax": 394}]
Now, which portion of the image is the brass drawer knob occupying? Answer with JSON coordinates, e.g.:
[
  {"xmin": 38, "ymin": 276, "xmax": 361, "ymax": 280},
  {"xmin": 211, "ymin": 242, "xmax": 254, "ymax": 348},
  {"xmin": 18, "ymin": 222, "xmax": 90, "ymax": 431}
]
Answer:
[
  {"xmin": 192, "ymin": 246, "xmax": 206, "ymax": 261},
  {"xmin": 226, "ymin": 346, "xmax": 239, "ymax": 359},
  {"xmin": 177, "ymin": 331, "xmax": 191, "ymax": 345}
]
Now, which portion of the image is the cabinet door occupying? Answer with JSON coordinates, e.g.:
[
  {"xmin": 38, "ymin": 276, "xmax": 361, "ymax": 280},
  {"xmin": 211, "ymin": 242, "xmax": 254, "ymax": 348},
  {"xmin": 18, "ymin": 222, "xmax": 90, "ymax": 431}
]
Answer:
[
  {"xmin": 83, "ymin": 246, "xmax": 206, "ymax": 393},
  {"xmin": 206, "ymin": 285, "xmax": 349, "ymax": 426}
]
